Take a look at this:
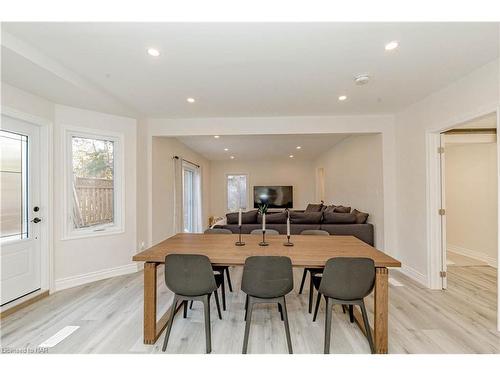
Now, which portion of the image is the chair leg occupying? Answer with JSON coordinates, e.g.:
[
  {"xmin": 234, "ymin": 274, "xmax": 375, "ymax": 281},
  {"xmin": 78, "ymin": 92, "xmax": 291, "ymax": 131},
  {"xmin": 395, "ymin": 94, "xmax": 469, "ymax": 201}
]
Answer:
[
  {"xmin": 221, "ymin": 275, "xmax": 227, "ymax": 311},
  {"xmin": 360, "ymin": 300, "xmax": 375, "ymax": 354},
  {"xmin": 349, "ymin": 305, "xmax": 354, "ymax": 323},
  {"xmin": 313, "ymin": 292, "xmax": 322, "ymax": 322},
  {"xmin": 308, "ymin": 275, "xmax": 314, "ymax": 313},
  {"xmin": 213, "ymin": 290, "xmax": 222, "ymax": 320},
  {"xmin": 299, "ymin": 268, "xmax": 307, "ymax": 294},
  {"xmin": 190, "ymin": 300, "xmax": 194, "ymax": 309},
  {"xmin": 341, "ymin": 304, "xmax": 346, "ymax": 313},
  {"xmin": 278, "ymin": 302, "xmax": 284, "ymax": 321},
  {"xmin": 242, "ymin": 297, "xmax": 254, "ymax": 354},
  {"xmin": 280, "ymin": 297, "xmax": 293, "ymax": 354},
  {"xmin": 162, "ymin": 295, "xmax": 178, "ymax": 352},
  {"xmin": 202, "ymin": 294, "xmax": 212, "ymax": 354},
  {"xmin": 225, "ymin": 267, "xmax": 233, "ymax": 292},
  {"xmin": 244, "ymin": 294, "xmax": 248, "ymax": 320},
  {"xmin": 183, "ymin": 301, "xmax": 188, "ymax": 318},
  {"xmin": 324, "ymin": 297, "xmax": 332, "ymax": 354}
]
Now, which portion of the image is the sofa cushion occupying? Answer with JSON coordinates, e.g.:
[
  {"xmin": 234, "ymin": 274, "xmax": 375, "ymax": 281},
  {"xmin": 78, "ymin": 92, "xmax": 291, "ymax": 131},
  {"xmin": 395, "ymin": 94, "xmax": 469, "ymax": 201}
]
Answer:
[
  {"xmin": 320, "ymin": 224, "xmax": 374, "ymax": 246},
  {"xmin": 257, "ymin": 212, "xmax": 288, "ymax": 224},
  {"xmin": 305, "ymin": 203, "xmax": 323, "ymax": 212},
  {"xmin": 352, "ymin": 209, "xmax": 369, "ymax": 224},
  {"xmin": 226, "ymin": 210, "xmax": 258, "ymax": 224},
  {"xmin": 333, "ymin": 205, "xmax": 351, "ymax": 213},
  {"xmin": 290, "ymin": 211, "xmax": 323, "ymax": 224},
  {"xmin": 323, "ymin": 211, "xmax": 357, "ymax": 224}
]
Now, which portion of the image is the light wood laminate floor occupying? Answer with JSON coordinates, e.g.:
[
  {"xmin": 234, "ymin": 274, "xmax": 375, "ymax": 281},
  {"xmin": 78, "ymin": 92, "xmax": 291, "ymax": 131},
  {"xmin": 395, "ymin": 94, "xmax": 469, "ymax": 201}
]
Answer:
[{"xmin": 1, "ymin": 265, "xmax": 498, "ymax": 354}]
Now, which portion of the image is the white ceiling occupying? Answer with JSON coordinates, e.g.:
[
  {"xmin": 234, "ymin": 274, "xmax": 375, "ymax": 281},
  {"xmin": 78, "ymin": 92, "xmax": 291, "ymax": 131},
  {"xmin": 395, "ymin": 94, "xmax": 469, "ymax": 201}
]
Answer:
[
  {"xmin": 1, "ymin": 23, "xmax": 498, "ymax": 118},
  {"xmin": 176, "ymin": 133, "xmax": 352, "ymax": 161}
]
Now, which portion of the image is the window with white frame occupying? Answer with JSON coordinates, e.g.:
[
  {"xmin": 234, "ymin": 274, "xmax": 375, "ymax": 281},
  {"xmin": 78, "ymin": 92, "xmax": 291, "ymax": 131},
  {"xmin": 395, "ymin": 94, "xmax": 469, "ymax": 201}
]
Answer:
[
  {"xmin": 64, "ymin": 129, "xmax": 123, "ymax": 238},
  {"xmin": 226, "ymin": 174, "xmax": 248, "ymax": 212}
]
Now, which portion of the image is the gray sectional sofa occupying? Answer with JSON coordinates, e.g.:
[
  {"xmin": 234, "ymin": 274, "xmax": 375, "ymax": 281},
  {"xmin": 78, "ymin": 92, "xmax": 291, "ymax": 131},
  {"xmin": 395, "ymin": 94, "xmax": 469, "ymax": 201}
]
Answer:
[{"xmin": 213, "ymin": 204, "xmax": 374, "ymax": 246}]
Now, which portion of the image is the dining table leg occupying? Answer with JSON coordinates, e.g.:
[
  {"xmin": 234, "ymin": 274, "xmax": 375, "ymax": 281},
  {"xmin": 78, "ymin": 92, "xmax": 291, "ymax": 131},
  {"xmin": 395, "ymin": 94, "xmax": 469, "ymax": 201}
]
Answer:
[
  {"xmin": 374, "ymin": 267, "xmax": 389, "ymax": 354},
  {"xmin": 144, "ymin": 262, "xmax": 158, "ymax": 344}
]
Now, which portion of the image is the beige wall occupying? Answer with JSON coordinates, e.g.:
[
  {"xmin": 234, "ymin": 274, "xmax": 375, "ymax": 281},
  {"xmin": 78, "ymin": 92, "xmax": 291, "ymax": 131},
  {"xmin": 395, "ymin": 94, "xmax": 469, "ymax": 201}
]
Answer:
[
  {"xmin": 445, "ymin": 142, "xmax": 498, "ymax": 266},
  {"xmin": 151, "ymin": 137, "xmax": 210, "ymax": 244},
  {"xmin": 314, "ymin": 134, "xmax": 385, "ymax": 248},
  {"xmin": 209, "ymin": 159, "xmax": 315, "ymax": 218}
]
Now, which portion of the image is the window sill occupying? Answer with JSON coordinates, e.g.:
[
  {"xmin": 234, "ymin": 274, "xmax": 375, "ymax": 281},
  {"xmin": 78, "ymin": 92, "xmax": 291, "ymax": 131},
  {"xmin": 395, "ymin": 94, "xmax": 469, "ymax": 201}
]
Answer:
[{"xmin": 61, "ymin": 227, "xmax": 124, "ymax": 241}]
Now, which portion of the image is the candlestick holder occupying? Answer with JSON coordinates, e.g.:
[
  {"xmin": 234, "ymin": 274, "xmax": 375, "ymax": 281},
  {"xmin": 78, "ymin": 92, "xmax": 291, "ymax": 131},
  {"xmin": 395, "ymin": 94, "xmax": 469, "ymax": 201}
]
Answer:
[
  {"xmin": 235, "ymin": 225, "xmax": 245, "ymax": 246},
  {"xmin": 259, "ymin": 230, "xmax": 269, "ymax": 246},
  {"xmin": 283, "ymin": 235, "xmax": 294, "ymax": 246}
]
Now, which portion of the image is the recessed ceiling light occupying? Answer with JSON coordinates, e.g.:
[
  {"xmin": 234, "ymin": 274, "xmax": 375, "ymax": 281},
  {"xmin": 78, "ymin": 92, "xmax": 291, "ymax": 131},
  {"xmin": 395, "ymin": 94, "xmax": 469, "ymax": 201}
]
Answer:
[
  {"xmin": 224, "ymin": 148, "xmax": 229, "ymax": 151},
  {"xmin": 296, "ymin": 146, "xmax": 302, "ymax": 150},
  {"xmin": 385, "ymin": 41, "xmax": 399, "ymax": 51},
  {"xmin": 230, "ymin": 155, "xmax": 235, "ymax": 159},
  {"xmin": 214, "ymin": 135, "xmax": 220, "ymax": 139},
  {"xmin": 147, "ymin": 48, "xmax": 160, "ymax": 57},
  {"xmin": 186, "ymin": 97, "xmax": 195, "ymax": 103},
  {"xmin": 289, "ymin": 154, "xmax": 294, "ymax": 158},
  {"xmin": 338, "ymin": 95, "xmax": 347, "ymax": 101}
]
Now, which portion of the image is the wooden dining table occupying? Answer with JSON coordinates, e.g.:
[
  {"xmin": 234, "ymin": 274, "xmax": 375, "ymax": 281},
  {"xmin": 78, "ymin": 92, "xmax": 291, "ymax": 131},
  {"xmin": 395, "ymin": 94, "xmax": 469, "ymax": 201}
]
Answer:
[{"xmin": 132, "ymin": 233, "xmax": 401, "ymax": 353}]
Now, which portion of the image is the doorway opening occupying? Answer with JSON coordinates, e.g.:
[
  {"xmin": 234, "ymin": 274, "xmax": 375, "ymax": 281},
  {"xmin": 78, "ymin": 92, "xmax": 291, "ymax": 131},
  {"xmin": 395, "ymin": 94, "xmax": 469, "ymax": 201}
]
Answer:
[
  {"xmin": 182, "ymin": 160, "xmax": 202, "ymax": 233},
  {"xmin": 433, "ymin": 112, "xmax": 498, "ymax": 331}
]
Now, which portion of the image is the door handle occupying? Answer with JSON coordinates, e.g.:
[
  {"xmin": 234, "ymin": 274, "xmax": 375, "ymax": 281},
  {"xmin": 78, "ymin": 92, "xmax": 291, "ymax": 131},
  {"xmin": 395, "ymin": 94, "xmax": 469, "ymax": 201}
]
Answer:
[{"xmin": 31, "ymin": 217, "xmax": 42, "ymax": 224}]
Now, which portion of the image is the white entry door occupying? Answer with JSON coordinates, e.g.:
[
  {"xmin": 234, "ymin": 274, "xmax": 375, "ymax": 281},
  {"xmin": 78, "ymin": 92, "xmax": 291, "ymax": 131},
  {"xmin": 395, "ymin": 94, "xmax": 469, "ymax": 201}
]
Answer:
[{"xmin": 1, "ymin": 115, "xmax": 42, "ymax": 306}]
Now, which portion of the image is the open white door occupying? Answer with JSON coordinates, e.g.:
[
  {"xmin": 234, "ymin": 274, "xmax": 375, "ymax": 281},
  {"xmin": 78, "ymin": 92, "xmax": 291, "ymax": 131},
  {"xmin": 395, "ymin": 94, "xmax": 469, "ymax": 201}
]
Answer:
[
  {"xmin": 439, "ymin": 133, "xmax": 448, "ymax": 289},
  {"xmin": 1, "ymin": 115, "xmax": 42, "ymax": 306}
]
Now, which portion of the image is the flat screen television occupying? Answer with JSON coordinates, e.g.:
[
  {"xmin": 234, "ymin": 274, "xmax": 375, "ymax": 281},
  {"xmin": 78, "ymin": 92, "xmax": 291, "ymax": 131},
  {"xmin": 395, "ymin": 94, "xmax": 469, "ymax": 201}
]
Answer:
[{"xmin": 253, "ymin": 186, "xmax": 293, "ymax": 209}]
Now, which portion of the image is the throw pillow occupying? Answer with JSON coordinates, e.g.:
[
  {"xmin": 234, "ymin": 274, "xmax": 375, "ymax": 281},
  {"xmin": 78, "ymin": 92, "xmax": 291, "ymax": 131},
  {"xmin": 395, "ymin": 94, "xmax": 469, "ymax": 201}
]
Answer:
[
  {"xmin": 257, "ymin": 211, "xmax": 288, "ymax": 224},
  {"xmin": 322, "ymin": 211, "xmax": 357, "ymax": 224},
  {"xmin": 333, "ymin": 205, "xmax": 351, "ymax": 213},
  {"xmin": 226, "ymin": 210, "xmax": 258, "ymax": 224},
  {"xmin": 305, "ymin": 203, "xmax": 323, "ymax": 212},
  {"xmin": 352, "ymin": 209, "xmax": 369, "ymax": 224},
  {"xmin": 290, "ymin": 211, "xmax": 323, "ymax": 224}
]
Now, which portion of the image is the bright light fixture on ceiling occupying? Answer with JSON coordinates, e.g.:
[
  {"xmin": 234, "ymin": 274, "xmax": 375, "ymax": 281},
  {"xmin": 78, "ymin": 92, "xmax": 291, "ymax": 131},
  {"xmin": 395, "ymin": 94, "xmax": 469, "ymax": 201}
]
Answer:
[
  {"xmin": 289, "ymin": 155, "xmax": 294, "ymax": 158},
  {"xmin": 385, "ymin": 41, "xmax": 399, "ymax": 51},
  {"xmin": 224, "ymin": 148, "xmax": 229, "ymax": 151},
  {"xmin": 296, "ymin": 146, "xmax": 302, "ymax": 150},
  {"xmin": 214, "ymin": 135, "xmax": 220, "ymax": 139},
  {"xmin": 230, "ymin": 155, "xmax": 235, "ymax": 159},
  {"xmin": 147, "ymin": 48, "xmax": 160, "ymax": 57},
  {"xmin": 338, "ymin": 95, "xmax": 347, "ymax": 101},
  {"xmin": 186, "ymin": 97, "xmax": 196, "ymax": 103}
]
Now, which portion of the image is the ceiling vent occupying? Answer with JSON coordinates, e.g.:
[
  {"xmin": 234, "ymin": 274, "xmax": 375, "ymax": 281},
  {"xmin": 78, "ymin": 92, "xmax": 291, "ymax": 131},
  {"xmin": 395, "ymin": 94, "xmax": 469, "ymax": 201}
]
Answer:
[{"xmin": 354, "ymin": 74, "xmax": 370, "ymax": 86}]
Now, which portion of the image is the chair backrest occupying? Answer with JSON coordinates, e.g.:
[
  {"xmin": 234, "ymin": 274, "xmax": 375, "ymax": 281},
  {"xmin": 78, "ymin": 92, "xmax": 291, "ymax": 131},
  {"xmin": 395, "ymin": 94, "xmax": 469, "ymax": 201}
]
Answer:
[
  {"xmin": 241, "ymin": 256, "xmax": 293, "ymax": 298},
  {"xmin": 164, "ymin": 254, "xmax": 217, "ymax": 296},
  {"xmin": 300, "ymin": 229, "xmax": 329, "ymax": 236},
  {"xmin": 250, "ymin": 229, "xmax": 280, "ymax": 235},
  {"xmin": 204, "ymin": 228, "xmax": 232, "ymax": 234},
  {"xmin": 318, "ymin": 257, "xmax": 375, "ymax": 300}
]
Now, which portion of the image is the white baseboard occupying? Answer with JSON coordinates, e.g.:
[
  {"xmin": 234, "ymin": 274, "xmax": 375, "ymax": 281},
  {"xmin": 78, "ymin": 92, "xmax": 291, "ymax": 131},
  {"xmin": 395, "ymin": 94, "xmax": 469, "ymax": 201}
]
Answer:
[
  {"xmin": 55, "ymin": 263, "xmax": 140, "ymax": 291},
  {"xmin": 397, "ymin": 264, "xmax": 428, "ymax": 287},
  {"xmin": 448, "ymin": 244, "xmax": 498, "ymax": 268}
]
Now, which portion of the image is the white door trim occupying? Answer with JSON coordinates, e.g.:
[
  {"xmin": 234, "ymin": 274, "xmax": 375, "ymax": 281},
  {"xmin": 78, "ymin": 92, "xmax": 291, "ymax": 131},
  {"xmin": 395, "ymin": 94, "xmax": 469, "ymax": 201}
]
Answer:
[
  {"xmin": 1, "ymin": 106, "xmax": 54, "ymax": 296},
  {"xmin": 426, "ymin": 105, "xmax": 499, "ymax": 331}
]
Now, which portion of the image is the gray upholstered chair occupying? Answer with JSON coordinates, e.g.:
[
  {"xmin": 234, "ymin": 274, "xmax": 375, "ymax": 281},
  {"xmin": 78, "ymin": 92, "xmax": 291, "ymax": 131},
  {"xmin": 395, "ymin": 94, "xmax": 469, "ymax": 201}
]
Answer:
[
  {"xmin": 299, "ymin": 229, "xmax": 329, "ymax": 313},
  {"xmin": 316, "ymin": 257, "xmax": 375, "ymax": 354},
  {"xmin": 241, "ymin": 256, "xmax": 294, "ymax": 354},
  {"xmin": 162, "ymin": 254, "xmax": 223, "ymax": 354},
  {"xmin": 250, "ymin": 228, "xmax": 280, "ymax": 235},
  {"xmin": 200, "ymin": 228, "xmax": 234, "ymax": 310}
]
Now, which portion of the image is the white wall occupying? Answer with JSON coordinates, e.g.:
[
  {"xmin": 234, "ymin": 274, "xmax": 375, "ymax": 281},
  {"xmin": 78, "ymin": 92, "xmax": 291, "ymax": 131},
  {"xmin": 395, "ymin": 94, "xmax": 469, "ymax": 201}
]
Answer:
[
  {"xmin": 445, "ymin": 142, "xmax": 498, "ymax": 266},
  {"xmin": 2, "ymin": 83, "xmax": 140, "ymax": 291},
  {"xmin": 314, "ymin": 134, "xmax": 385, "ymax": 248},
  {"xmin": 151, "ymin": 137, "xmax": 211, "ymax": 245},
  {"xmin": 395, "ymin": 59, "xmax": 499, "ymax": 285},
  {"xmin": 53, "ymin": 105, "xmax": 138, "ymax": 286},
  {"xmin": 209, "ymin": 159, "xmax": 315, "ymax": 218}
]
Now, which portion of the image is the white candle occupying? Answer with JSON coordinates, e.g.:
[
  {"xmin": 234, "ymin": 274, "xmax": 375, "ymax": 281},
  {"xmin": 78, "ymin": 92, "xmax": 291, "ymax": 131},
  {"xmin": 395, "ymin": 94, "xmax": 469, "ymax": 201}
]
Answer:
[
  {"xmin": 262, "ymin": 213, "xmax": 266, "ymax": 231},
  {"xmin": 238, "ymin": 208, "xmax": 242, "ymax": 226},
  {"xmin": 287, "ymin": 216, "xmax": 290, "ymax": 237}
]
